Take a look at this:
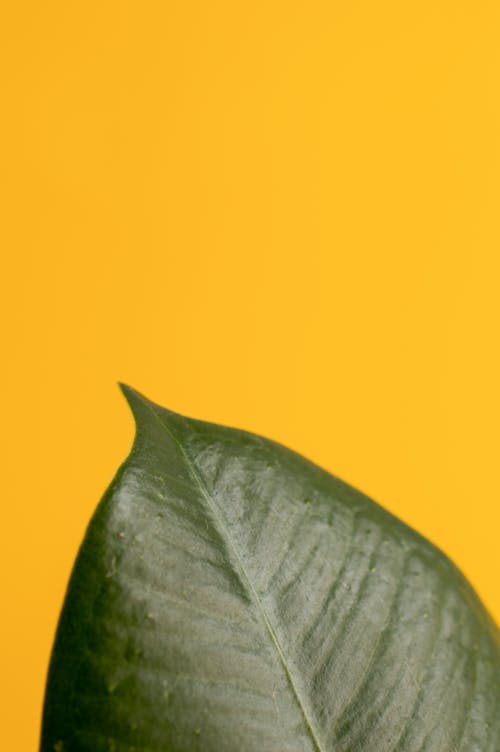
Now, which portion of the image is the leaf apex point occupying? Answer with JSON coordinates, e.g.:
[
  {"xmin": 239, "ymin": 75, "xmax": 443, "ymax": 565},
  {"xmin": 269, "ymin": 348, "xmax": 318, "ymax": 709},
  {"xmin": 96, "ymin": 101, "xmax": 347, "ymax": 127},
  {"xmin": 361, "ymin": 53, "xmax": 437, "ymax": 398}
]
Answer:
[
  {"xmin": 117, "ymin": 382, "xmax": 150, "ymax": 422},
  {"xmin": 118, "ymin": 381, "xmax": 136, "ymax": 396}
]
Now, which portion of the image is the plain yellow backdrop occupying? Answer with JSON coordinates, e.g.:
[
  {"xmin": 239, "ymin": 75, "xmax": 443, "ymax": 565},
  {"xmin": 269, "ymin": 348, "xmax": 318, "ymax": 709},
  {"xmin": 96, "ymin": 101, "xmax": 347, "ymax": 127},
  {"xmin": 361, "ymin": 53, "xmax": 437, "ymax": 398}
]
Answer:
[{"xmin": 1, "ymin": 1, "xmax": 499, "ymax": 749}]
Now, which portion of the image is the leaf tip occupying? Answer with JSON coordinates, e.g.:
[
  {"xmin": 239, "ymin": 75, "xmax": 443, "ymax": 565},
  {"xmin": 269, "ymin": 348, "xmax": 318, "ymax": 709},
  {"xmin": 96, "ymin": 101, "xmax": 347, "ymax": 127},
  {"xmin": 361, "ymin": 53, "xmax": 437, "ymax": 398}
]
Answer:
[
  {"xmin": 117, "ymin": 382, "xmax": 150, "ymax": 427},
  {"xmin": 118, "ymin": 383, "xmax": 183, "ymax": 420},
  {"xmin": 117, "ymin": 382, "xmax": 181, "ymax": 430},
  {"xmin": 117, "ymin": 381, "xmax": 139, "ymax": 400}
]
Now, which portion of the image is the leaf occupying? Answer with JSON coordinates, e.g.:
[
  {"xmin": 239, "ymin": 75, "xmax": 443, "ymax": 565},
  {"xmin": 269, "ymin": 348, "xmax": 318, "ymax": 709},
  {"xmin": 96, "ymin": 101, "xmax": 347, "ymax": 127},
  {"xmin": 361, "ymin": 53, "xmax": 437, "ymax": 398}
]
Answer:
[{"xmin": 41, "ymin": 385, "xmax": 500, "ymax": 752}]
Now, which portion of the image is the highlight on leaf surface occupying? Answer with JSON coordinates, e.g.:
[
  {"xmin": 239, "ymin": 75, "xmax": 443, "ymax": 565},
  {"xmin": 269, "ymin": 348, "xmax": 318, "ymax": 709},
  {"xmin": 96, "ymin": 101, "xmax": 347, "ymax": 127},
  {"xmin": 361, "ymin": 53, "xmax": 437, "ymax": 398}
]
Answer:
[{"xmin": 41, "ymin": 385, "xmax": 500, "ymax": 751}]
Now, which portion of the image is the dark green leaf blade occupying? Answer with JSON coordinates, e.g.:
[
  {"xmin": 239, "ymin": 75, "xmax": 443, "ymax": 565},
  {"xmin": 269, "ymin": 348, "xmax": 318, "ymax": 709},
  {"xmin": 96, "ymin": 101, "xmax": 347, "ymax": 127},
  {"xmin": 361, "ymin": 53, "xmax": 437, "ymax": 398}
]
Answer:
[{"xmin": 41, "ymin": 385, "xmax": 500, "ymax": 752}]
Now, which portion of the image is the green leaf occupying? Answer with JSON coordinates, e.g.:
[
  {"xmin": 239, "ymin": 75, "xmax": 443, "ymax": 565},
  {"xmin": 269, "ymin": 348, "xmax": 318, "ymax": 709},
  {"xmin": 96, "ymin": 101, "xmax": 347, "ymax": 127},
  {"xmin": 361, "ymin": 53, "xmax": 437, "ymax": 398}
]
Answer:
[{"xmin": 41, "ymin": 385, "xmax": 500, "ymax": 752}]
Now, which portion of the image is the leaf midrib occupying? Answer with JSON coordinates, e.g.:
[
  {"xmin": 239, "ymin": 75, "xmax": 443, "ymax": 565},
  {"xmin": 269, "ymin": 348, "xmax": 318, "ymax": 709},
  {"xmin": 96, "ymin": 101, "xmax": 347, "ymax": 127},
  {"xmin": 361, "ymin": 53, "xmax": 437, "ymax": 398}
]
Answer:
[{"xmin": 136, "ymin": 395, "xmax": 325, "ymax": 752}]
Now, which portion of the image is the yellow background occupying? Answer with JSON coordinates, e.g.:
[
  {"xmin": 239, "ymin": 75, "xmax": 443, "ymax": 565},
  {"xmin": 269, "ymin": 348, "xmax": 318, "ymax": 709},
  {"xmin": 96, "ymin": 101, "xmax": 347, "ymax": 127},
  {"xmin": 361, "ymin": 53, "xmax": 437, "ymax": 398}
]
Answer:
[{"xmin": 1, "ymin": 1, "xmax": 499, "ymax": 748}]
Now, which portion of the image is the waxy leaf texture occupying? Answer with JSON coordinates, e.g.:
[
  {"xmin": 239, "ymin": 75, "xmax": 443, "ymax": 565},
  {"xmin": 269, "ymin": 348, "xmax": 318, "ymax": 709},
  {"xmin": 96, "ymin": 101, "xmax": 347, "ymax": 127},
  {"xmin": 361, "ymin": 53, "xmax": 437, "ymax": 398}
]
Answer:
[{"xmin": 41, "ymin": 386, "xmax": 500, "ymax": 751}]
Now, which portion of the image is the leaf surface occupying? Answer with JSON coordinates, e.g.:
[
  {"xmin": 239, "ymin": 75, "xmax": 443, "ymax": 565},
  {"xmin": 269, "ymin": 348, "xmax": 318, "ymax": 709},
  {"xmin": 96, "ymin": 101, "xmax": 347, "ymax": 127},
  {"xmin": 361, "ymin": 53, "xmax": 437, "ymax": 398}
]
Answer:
[{"xmin": 41, "ymin": 386, "xmax": 500, "ymax": 752}]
